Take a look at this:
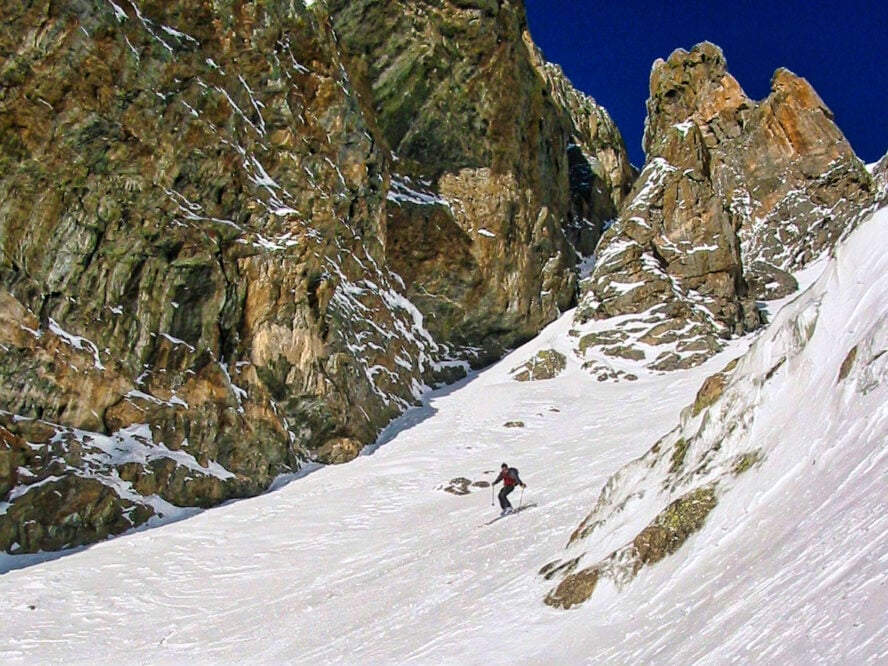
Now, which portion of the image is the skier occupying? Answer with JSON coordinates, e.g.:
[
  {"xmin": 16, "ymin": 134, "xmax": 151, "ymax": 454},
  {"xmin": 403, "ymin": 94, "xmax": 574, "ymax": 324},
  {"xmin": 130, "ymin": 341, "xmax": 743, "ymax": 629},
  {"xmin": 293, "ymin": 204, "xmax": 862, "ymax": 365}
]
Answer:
[{"xmin": 492, "ymin": 463, "xmax": 526, "ymax": 516}]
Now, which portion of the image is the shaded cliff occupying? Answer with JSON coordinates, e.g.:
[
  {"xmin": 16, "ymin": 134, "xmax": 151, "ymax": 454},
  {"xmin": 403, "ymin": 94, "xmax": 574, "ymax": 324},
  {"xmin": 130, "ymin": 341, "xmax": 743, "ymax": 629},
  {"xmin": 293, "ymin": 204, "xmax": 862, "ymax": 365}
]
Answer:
[{"xmin": 329, "ymin": 0, "xmax": 634, "ymax": 361}]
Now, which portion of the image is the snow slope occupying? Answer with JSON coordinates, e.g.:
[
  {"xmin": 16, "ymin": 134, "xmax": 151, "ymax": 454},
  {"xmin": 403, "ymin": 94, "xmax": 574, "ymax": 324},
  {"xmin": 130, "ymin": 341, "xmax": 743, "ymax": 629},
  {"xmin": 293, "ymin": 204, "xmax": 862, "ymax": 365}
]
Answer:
[{"xmin": 0, "ymin": 208, "xmax": 886, "ymax": 664}]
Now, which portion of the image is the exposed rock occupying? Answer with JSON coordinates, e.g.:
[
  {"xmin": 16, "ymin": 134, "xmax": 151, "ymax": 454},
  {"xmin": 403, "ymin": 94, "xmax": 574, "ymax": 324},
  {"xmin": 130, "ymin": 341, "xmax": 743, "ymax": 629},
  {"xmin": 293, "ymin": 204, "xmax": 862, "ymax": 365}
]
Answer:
[
  {"xmin": 870, "ymin": 152, "xmax": 888, "ymax": 205},
  {"xmin": 731, "ymin": 450, "xmax": 764, "ymax": 476},
  {"xmin": 691, "ymin": 358, "xmax": 738, "ymax": 416},
  {"xmin": 0, "ymin": 0, "xmax": 442, "ymax": 551},
  {"xmin": 744, "ymin": 261, "xmax": 798, "ymax": 302},
  {"xmin": 545, "ymin": 565, "xmax": 600, "ymax": 610},
  {"xmin": 0, "ymin": 0, "xmax": 635, "ymax": 553},
  {"xmin": 544, "ymin": 258, "xmax": 852, "ymax": 608},
  {"xmin": 0, "ymin": 475, "xmax": 139, "ymax": 553},
  {"xmin": 646, "ymin": 45, "xmax": 876, "ymax": 274},
  {"xmin": 632, "ymin": 485, "xmax": 717, "ymax": 567},
  {"xmin": 439, "ymin": 476, "xmax": 489, "ymax": 495},
  {"xmin": 0, "ymin": 425, "xmax": 27, "ymax": 499},
  {"xmin": 328, "ymin": 0, "xmax": 634, "ymax": 362},
  {"xmin": 443, "ymin": 477, "xmax": 473, "ymax": 496},
  {"xmin": 0, "ymin": 411, "xmax": 263, "ymax": 552},
  {"xmin": 669, "ymin": 438, "xmax": 689, "ymax": 474},
  {"xmin": 574, "ymin": 42, "xmax": 876, "ymax": 373},
  {"xmin": 511, "ymin": 349, "xmax": 567, "ymax": 381},
  {"xmin": 838, "ymin": 346, "xmax": 858, "ymax": 383},
  {"xmin": 544, "ymin": 486, "xmax": 718, "ymax": 609},
  {"xmin": 315, "ymin": 436, "xmax": 364, "ymax": 465}
]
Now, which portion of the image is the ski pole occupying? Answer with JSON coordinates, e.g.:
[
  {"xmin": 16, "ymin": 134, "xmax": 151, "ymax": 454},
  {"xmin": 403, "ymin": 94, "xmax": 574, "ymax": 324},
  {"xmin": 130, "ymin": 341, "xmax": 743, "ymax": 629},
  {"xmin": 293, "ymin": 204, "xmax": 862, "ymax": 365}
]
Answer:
[{"xmin": 491, "ymin": 484, "xmax": 495, "ymax": 506}]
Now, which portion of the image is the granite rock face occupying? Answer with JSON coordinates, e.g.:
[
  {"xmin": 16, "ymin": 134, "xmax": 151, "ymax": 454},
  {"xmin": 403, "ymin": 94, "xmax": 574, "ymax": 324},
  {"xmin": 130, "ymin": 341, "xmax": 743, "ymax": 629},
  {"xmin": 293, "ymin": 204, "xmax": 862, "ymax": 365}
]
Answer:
[
  {"xmin": 0, "ymin": 0, "xmax": 632, "ymax": 552},
  {"xmin": 329, "ymin": 0, "xmax": 634, "ymax": 362},
  {"xmin": 575, "ymin": 43, "xmax": 877, "ymax": 373},
  {"xmin": 0, "ymin": 0, "xmax": 434, "ymax": 552}
]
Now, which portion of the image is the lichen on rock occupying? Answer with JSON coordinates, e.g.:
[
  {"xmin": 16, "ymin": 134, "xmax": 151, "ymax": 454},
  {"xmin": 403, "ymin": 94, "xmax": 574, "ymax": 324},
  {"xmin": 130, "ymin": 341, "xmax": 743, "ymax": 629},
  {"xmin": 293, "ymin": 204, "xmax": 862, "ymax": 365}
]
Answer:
[{"xmin": 544, "ymin": 485, "xmax": 718, "ymax": 609}]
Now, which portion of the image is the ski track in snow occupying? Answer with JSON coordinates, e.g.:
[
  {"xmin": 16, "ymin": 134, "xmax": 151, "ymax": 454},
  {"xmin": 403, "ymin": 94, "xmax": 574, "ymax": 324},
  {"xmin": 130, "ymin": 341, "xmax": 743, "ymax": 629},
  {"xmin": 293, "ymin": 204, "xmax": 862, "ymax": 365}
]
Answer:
[{"xmin": 1, "ymin": 209, "xmax": 887, "ymax": 664}]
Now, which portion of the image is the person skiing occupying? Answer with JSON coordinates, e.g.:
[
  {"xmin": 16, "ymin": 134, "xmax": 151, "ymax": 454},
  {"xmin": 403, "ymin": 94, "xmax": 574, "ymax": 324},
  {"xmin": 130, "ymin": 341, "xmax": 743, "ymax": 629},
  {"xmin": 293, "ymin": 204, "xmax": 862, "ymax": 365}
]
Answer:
[{"xmin": 492, "ymin": 463, "xmax": 526, "ymax": 516}]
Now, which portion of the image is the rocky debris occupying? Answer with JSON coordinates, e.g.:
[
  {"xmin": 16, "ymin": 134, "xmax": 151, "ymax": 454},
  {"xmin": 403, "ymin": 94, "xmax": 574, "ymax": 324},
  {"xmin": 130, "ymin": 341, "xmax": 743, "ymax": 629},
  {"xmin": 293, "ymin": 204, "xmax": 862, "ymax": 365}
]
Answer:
[
  {"xmin": 329, "ymin": 0, "xmax": 634, "ymax": 363},
  {"xmin": 573, "ymin": 43, "xmax": 877, "ymax": 375},
  {"xmin": 511, "ymin": 349, "xmax": 567, "ymax": 381},
  {"xmin": 503, "ymin": 421, "xmax": 526, "ymax": 429},
  {"xmin": 580, "ymin": 361, "xmax": 639, "ymax": 383},
  {"xmin": 439, "ymin": 476, "xmax": 489, "ymax": 495},
  {"xmin": 442, "ymin": 477, "xmax": 472, "ymax": 495}
]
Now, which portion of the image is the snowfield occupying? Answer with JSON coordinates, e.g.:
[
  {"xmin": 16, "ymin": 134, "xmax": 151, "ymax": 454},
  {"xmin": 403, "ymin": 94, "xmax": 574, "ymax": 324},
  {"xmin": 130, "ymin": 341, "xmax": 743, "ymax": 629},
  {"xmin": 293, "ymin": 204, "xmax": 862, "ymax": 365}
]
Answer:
[{"xmin": 1, "ymin": 208, "xmax": 886, "ymax": 664}]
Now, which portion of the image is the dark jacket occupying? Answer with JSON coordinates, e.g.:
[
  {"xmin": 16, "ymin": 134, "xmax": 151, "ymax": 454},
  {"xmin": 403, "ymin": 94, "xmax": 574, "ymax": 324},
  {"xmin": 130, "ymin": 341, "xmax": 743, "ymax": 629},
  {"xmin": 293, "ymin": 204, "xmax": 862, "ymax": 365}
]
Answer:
[{"xmin": 493, "ymin": 467, "xmax": 524, "ymax": 487}]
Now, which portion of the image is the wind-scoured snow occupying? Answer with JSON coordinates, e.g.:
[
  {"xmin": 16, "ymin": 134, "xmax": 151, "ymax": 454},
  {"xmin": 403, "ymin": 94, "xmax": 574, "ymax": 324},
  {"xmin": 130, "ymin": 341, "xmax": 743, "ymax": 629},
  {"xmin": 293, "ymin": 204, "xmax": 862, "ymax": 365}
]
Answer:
[{"xmin": 0, "ymin": 209, "xmax": 886, "ymax": 664}]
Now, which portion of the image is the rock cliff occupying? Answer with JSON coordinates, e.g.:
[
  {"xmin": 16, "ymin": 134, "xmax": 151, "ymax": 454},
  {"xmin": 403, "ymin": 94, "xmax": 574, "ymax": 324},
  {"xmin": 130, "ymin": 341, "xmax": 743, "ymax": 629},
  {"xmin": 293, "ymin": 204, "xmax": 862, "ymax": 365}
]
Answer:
[
  {"xmin": 329, "ymin": 0, "xmax": 633, "ymax": 362},
  {"xmin": 0, "ymin": 0, "xmax": 430, "ymax": 551},
  {"xmin": 1, "ymin": 10, "xmax": 877, "ymax": 555},
  {"xmin": 574, "ymin": 43, "xmax": 877, "ymax": 375},
  {"xmin": 0, "ymin": 0, "xmax": 631, "ymax": 552}
]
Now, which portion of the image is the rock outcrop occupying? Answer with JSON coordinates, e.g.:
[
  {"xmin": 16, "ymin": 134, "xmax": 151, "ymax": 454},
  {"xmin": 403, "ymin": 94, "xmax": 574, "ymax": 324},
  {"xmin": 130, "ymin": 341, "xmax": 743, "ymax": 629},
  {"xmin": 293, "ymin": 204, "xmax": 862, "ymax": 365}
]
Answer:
[
  {"xmin": 329, "ymin": 0, "xmax": 634, "ymax": 363},
  {"xmin": 574, "ymin": 43, "xmax": 877, "ymax": 373},
  {"xmin": 542, "ymin": 202, "xmax": 886, "ymax": 609},
  {"xmin": 0, "ymin": 0, "xmax": 429, "ymax": 551},
  {"xmin": 1, "ymin": 10, "xmax": 875, "ymax": 555},
  {"xmin": 0, "ymin": 0, "xmax": 632, "ymax": 552},
  {"xmin": 510, "ymin": 349, "xmax": 567, "ymax": 381},
  {"xmin": 871, "ymin": 152, "xmax": 888, "ymax": 206}
]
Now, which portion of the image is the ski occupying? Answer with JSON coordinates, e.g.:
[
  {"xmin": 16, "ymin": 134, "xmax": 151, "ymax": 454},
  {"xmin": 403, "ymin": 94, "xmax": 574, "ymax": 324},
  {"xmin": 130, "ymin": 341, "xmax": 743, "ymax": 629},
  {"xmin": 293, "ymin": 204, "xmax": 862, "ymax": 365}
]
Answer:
[{"xmin": 479, "ymin": 503, "xmax": 537, "ymax": 526}]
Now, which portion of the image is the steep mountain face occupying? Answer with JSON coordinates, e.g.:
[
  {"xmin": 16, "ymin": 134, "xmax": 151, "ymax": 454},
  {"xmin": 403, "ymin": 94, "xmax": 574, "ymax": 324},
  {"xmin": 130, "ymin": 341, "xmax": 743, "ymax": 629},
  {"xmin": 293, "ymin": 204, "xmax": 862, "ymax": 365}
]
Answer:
[
  {"xmin": 542, "ymin": 207, "xmax": 888, "ymax": 616},
  {"xmin": 575, "ymin": 43, "xmax": 877, "ymax": 374},
  {"xmin": 0, "ymin": 0, "xmax": 631, "ymax": 552},
  {"xmin": 0, "ymin": 0, "xmax": 418, "ymax": 551},
  {"xmin": 0, "ymin": 8, "xmax": 876, "ymax": 557},
  {"xmin": 328, "ymin": 0, "xmax": 634, "ymax": 361}
]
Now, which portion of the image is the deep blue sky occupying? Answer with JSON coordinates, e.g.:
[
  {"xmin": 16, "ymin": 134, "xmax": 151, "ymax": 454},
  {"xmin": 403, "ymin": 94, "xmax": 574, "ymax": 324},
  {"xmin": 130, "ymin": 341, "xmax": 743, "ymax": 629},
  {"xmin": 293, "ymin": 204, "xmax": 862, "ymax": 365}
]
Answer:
[{"xmin": 524, "ymin": 1, "xmax": 887, "ymax": 167}]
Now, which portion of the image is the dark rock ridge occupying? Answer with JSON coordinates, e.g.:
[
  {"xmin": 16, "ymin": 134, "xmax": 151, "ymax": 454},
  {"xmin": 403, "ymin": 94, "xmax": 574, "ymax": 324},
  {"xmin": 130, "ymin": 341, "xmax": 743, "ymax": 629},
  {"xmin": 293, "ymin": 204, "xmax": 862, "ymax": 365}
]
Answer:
[
  {"xmin": 575, "ymin": 42, "xmax": 878, "ymax": 374},
  {"xmin": 0, "ymin": 0, "xmax": 631, "ymax": 552}
]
